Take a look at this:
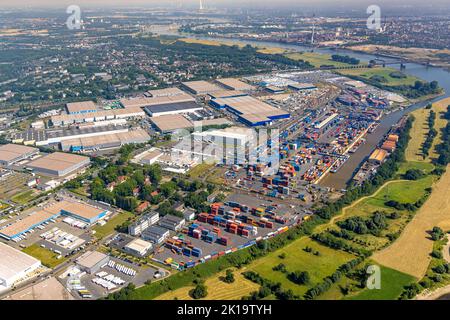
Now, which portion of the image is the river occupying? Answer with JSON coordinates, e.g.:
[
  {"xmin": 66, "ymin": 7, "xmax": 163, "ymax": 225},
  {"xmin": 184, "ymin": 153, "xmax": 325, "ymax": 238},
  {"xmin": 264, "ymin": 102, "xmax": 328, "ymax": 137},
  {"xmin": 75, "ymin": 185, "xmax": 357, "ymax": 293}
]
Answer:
[{"xmin": 162, "ymin": 31, "xmax": 450, "ymax": 188}]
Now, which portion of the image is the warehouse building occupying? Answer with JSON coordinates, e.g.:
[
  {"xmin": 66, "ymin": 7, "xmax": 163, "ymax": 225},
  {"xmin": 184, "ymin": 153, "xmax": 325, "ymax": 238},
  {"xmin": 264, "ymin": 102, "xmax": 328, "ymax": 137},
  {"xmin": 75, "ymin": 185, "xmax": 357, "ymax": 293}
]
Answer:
[
  {"xmin": 207, "ymin": 90, "xmax": 247, "ymax": 99},
  {"xmin": 144, "ymin": 101, "xmax": 202, "ymax": 117},
  {"xmin": 76, "ymin": 251, "xmax": 110, "ymax": 274},
  {"xmin": 120, "ymin": 93, "xmax": 194, "ymax": 109},
  {"xmin": 51, "ymin": 107, "xmax": 145, "ymax": 127},
  {"xmin": 215, "ymin": 78, "xmax": 255, "ymax": 91},
  {"xmin": 0, "ymin": 144, "xmax": 39, "ymax": 167},
  {"xmin": 158, "ymin": 214, "xmax": 185, "ymax": 231},
  {"xmin": 192, "ymin": 127, "xmax": 255, "ymax": 164},
  {"xmin": 141, "ymin": 226, "xmax": 170, "ymax": 244},
  {"xmin": 133, "ymin": 148, "xmax": 163, "ymax": 165},
  {"xmin": 66, "ymin": 101, "xmax": 98, "ymax": 115},
  {"xmin": 60, "ymin": 129, "xmax": 150, "ymax": 152},
  {"xmin": 146, "ymin": 87, "xmax": 186, "ymax": 98},
  {"xmin": 193, "ymin": 126, "xmax": 254, "ymax": 148},
  {"xmin": 0, "ymin": 200, "xmax": 108, "ymax": 240},
  {"xmin": 0, "ymin": 242, "xmax": 41, "ymax": 290},
  {"xmin": 368, "ymin": 148, "xmax": 388, "ymax": 164},
  {"xmin": 288, "ymin": 82, "xmax": 317, "ymax": 91},
  {"xmin": 128, "ymin": 212, "xmax": 160, "ymax": 236},
  {"xmin": 27, "ymin": 152, "xmax": 90, "ymax": 177},
  {"xmin": 181, "ymin": 81, "xmax": 223, "ymax": 95},
  {"xmin": 210, "ymin": 95, "xmax": 290, "ymax": 127},
  {"xmin": 265, "ymin": 85, "xmax": 285, "ymax": 94},
  {"xmin": 45, "ymin": 200, "xmax": 109, "ymax": 224},
  {"xmin": 0, "ymin": 210, "xmax": 60, "ymax": 240},
  {"xmin": 12, "ymin": 125, "xmax": 130, "ymax": 147},
  {"xmin": 150, "ymin": 114, "xmax": 193, "ymax": 133},
  {"xmin": 123, "ymin": 238, "xmax": 153, "ymax": 257}
]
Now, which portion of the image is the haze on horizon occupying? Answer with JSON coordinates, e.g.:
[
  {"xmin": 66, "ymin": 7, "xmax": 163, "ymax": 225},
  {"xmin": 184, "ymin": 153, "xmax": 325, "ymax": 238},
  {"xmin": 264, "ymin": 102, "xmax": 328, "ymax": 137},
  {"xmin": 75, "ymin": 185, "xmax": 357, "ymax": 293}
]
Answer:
[{"xmin": 1, "ymin": 0, "xmax": 449, "ymax": 10}]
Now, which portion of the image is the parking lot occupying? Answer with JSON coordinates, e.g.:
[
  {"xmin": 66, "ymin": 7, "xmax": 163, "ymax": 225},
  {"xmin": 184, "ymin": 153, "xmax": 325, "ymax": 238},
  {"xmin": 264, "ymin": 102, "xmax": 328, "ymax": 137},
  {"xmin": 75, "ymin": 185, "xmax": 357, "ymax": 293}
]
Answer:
[{"xmin": 68, "ymin": 256, "xmax": 161, "ymax": 300}]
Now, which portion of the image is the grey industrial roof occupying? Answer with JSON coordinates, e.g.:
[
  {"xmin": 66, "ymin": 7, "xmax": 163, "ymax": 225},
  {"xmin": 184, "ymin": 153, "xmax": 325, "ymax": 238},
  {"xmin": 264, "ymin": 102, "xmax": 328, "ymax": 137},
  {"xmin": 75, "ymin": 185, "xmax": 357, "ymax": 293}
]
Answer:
[{"xmin": 144, "ymin": 101, "xmax": 202, "ymax": 115}]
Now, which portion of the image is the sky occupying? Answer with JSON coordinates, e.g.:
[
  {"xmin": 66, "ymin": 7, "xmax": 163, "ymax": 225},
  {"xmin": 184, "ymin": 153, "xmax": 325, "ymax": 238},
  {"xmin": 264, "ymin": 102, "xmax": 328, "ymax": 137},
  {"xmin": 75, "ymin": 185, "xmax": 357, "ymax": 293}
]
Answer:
[
  {"xmin": 0, "ymin": 0, "xmax": 448, "ymax": 7},
  {"xmin": 0, "ymin": 0, "xmax": 448, "ymax": 12}
]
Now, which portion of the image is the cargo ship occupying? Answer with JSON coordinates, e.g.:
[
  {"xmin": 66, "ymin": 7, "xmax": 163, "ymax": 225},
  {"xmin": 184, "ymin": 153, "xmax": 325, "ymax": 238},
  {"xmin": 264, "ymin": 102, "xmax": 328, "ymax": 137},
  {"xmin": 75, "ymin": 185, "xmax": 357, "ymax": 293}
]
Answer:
[
  {"xmin": 348, "ymin": 138, "xmax": 366, "ymax": 153},
  {"xmin": 331, "ymin": 155, "xmax": 349, "ymax": 173},
  {"xmin": 368, "ymin": 122, "xmax": 380, "ymax": 134}
]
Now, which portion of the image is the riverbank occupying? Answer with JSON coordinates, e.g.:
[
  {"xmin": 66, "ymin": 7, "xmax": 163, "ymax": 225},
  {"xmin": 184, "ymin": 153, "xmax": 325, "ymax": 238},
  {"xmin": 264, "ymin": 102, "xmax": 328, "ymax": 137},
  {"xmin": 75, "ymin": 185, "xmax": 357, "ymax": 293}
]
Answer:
[
  {"xmin": 343, "ymin": 44, "xmax": 450, "ymax": 72},
  {"xmin": 416, "ymin": 284, "xmax": 450, "ymax": 300}
]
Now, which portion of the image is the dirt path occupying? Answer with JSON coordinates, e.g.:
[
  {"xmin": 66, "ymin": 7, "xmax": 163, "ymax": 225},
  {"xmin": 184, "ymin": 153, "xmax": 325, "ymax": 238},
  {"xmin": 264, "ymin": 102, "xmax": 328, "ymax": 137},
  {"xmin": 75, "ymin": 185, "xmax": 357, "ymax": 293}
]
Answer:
[
  {"xmin": 415, "ymin": 284, "xmax": 450, "ymax": 300},
  {"xmin": 443, "ymin": 234, "xmax": 450, "ymax": 263},
  {"xmin": 373, "ymin": 166, "xmax": 450, "ymax": 279}
]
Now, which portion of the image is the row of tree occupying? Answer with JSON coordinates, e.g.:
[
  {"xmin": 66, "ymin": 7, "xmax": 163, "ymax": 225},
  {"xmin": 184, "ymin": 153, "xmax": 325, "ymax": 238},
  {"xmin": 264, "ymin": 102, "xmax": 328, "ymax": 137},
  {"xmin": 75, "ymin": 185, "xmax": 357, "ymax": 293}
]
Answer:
[
  {"xmin": 422, "ymin": 110, "xmax": 437, "ymax": 158},
  {"xmin": 436, "ymin": 106, "xmax": 450, "ymax": 165},
  {"xmin": 331, "ymin": 54, "xmax": 360, "ymax": 65}
]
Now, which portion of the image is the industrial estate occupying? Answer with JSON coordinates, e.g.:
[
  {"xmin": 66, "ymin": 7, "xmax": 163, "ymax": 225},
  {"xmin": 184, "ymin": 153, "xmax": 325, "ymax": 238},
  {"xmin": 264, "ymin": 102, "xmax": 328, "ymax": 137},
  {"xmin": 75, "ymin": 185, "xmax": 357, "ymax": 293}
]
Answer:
[{"xmin": 0, "ymin": 1, "xmax": 449, "ymax": 305}]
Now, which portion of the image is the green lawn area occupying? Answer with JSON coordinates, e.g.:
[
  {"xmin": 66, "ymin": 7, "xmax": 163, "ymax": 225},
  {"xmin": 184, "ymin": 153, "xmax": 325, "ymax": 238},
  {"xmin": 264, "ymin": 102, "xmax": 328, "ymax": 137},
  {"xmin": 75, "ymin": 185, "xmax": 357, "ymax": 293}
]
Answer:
[
  {"xmin": 363, "ymin": 175, "xmax": 434, "ymax": 209},
  {"xmin": 22, "ymin": 244, "xmax": 67, "ymax": 268},
  {"xmin": 187, "ymin": 163, "xmax": 215, "ymax": 179},
  {"xmin": 286, "ymin": 52, "xmax": 366, "ymax": 68},
  {"xmin": 11, "ymin": 190, "xmax": 35, "ymax": 204},
  {"xmin": 248, "ymin": 237, "xmax": 356, "ymax": 297},
  {"xmin": 346, "ymin": 264, "xmax": 416, "ymax": 300},
  {"xmin": 71, "ymin": 186, "xmax": 89, "ymax": 197},
  {"xmin": 337, "ymin": 67, "xmax": 419, "ymax": 86},
  {"xmin": 93, "ymin": 211, "xmax": 134, "ymax": 240},
  {"xmin": 397, "ymin": 161, "xmax": 435, "ymax": 176}
]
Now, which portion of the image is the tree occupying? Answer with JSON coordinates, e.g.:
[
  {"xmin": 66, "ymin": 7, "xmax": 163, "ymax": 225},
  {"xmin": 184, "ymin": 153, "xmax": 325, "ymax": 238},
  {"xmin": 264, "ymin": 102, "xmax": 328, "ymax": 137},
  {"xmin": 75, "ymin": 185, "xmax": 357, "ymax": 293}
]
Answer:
[
  {"xmin": 223, "ymin": 269, "xmax": 235, "ymax": 283},
  {"xmin": 404, "ymin": 169, "xmax": 425, "ymax": 180},
  {"xmin": 430, "ymin": 226, "xmax": 444, "ymax": 241},
  {"xmin": 159, "ymin": 181, "xmax": 177, "ymax": 198},
  {"xmin": 288, "ymin": 271, "xmax": 310, "ymax": 285},
  {"xmin": 190, "ymin": 284, "xmax": 208, "ymax": 299}
]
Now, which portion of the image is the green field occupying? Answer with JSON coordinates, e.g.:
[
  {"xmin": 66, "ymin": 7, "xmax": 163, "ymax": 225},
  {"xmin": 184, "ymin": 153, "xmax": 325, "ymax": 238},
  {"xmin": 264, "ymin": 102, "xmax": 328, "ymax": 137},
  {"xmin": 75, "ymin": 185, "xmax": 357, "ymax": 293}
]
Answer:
[
  {"xmin": 337, "ymin": 67, "xmax": 419, "ymax": 86},
  {"xmin": 187, "ymin": 163, "xmax": 215, "ymax": 179},
  {"xmin": 93, "ymin": 211, "xmax": 134, "ymax": 239},
  {"xmin": 361, "ymin": 176, "xmax": 434, "ymax": 209},
  {"xmin": 248, "ymin": 237, "xmax": 356, "ymax": 297},
  {"xmin": 397, "ymin": 161, "xmax": 435, "ymax": 176},
  {"xmin": 286, "ymin": 52, "xmax": 365, "ymax": 68},
  {"xmin": 11, "ymin": 190, "xmax": 36, "ymax": 204},
  {"xmin": 22, "ymin": 244, "xmax": 67, "ymax": 268},
  {"xmin": 346, "ymin": 264, "xmax": 416, "ymax": 300}
]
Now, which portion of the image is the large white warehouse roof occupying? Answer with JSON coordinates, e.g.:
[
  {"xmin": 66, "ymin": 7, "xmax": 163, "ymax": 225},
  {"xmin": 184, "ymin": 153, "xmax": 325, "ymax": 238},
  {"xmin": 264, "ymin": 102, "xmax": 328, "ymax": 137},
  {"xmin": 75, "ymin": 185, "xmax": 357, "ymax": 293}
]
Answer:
[{"xmin": 0, "ymin": 242, "xmax": 41, "ymax": 286}]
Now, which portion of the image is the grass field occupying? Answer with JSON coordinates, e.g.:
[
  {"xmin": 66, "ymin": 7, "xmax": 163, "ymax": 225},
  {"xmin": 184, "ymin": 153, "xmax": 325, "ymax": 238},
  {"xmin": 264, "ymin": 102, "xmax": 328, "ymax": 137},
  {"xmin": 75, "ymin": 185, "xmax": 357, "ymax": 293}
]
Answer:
[
  {"xmin": 429, "ymin": 97, "xmax": 450, "ymax": 160},
  {"xmin": 397, "ymin": 161, "xmax": 435, "ymax": 176},
  {"xmin": 315, "ymin": 174, "xmax": 435, "ymax": 252},
  {"xmin": 11, "ymin": 190, "xmax": 36, "ymax": 204},
  {"xmin": 406, "ymin": 98, "xmax": 450, "ymax": 162},
  {"xmin": 93, "ymin": 211, "xmax": 134, "ymax": 240},
  {"xmin": 187, "ymin": 163, "xmax": 215, "ymax": 179},
  {"xmin": 22, "ymin": 244, "xmax": 67, "ymax": 268},
  {"xmin": 178, "ymin": 38, "xmax": 288, "ymax": 55},
  {"xmin": 337, "ymin": 67, "xmax": 419, "ymax": 86},
  {"xmin": 373, "ymin": 165, "xmax": 450, "ymax": 279},
  {"xmin": 346, "ymin": 264, "xmax": 416, "ymax": 300},
  {"xmin": 156, "ymin": 269, "xmax": 260, "ymax": 300},
  {"xmin": 406, "ymin": 108, "xmax": 432, "ymax": 162},
  {"xmin": 286, "ymin": 52, "xmax": 365, "ymax": 68},
  {"xmin": 248, "ymin": 237, "xmax": 356, "ymax": 297}
]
